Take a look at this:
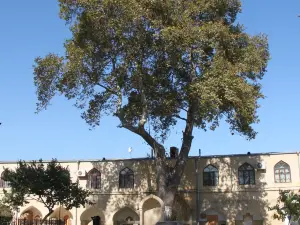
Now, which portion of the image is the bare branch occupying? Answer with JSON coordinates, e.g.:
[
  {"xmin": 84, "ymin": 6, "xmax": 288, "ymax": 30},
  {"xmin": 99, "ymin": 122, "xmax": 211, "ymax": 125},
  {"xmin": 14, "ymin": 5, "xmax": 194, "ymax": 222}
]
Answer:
[
  {"xmin": 174, "ymin": 115, "xmax": 187, "ymax": 121},
  {"xmin": 85, "ymin": 70, "xmax": 118, "ymax": 96},
  {"xmin": 179, "ymin": 107, "xmax": 188, "ymax": 112},
  {"xmin": 97, "ymin": 83, "xmax": 118, "ymax": 96},
  {"xmin": 116, "ymin": 85, "xmax": 122, "ymax": 114}
]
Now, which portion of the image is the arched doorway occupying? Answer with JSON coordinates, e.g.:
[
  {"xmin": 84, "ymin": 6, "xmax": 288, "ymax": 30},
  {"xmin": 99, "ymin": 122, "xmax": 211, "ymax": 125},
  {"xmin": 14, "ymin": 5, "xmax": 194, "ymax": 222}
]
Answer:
[
  {"xmin": 112, "ymin": 207, "xmax": 139, "ymax": 225},
  {"xmin": 64, "ymin": 215, "xmax": 71, "ymax": 225},
  {"xmin": 140, "ymin": 195, "xmax": 163, "ymax": 225},
  {"xmin": 20, "ymin": 211, "xmax": 33, "ymax": 221},
  {"xmin": 49, "ymin": 206, "xmax": 73, "ymax": 225},
  {"xmin": 19, "ymin": 206, "xmax": 42, "ymax": 224},
  {"xmin": 80, "ymin": 207, "xmax": 104, "ymax": 225}
]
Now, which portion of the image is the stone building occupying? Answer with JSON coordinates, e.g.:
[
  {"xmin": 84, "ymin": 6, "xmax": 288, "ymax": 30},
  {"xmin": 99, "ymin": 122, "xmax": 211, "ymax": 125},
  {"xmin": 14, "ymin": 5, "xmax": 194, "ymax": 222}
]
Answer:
[{"xmin": 0, "ymin": 151, "xmax": 299, "ymax": 225}]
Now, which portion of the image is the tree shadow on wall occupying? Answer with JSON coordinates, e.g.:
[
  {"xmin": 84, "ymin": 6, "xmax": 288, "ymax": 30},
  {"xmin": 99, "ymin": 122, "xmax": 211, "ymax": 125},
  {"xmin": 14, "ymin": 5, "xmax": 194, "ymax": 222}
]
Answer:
[
  {"xmin": 78, "ymin": 154, "xmax": 271, "ymax": 225},
  {"xmin": 198, "ymin": 154, "xmax": 270, "ymax": 225},
  {"xmin": 79, "ymin": 157, "xmax": 194, "ymax": 224},
  {"xmin": 80, "ymin": 158, "xmax": 159, "ymax": 224}
]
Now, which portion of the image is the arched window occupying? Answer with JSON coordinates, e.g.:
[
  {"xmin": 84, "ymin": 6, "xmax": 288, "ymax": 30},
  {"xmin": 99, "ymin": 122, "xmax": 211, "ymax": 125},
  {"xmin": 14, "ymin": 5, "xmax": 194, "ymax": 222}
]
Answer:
[
  {"xmin": 238, "ymin": 163, "xmax": 255, "ymax": 185},
  {"xmin": 119, "ymin": 167, "xmax": 134, "ymax": 188},
  {"xmin": 0, "ymin": 172, "xmax": 10, "ymax": 188},
  {"xmin": 274, "ymin": 161, "xmax": 291, "ymax": 183},
  {"xmin": 203, "ymin": 165, "xmax": 218, "ymax": 186},
  {"xmin": 87, "ymin": 168, "xmax": 101, "ymax": 189}
]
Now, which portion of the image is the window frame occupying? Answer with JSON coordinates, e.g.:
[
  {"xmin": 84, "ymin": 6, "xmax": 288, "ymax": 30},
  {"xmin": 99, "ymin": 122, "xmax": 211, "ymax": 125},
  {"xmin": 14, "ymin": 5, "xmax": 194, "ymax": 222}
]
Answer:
[
  {"xmin": 0, "ymin": 172, "xmax": 10, "ymax": 188},
  {"xmin": 203, "ymin": 164, "xmax": 219, "ymax": 186},
  {"xmin": 119, "ymin": 167, "xmax": 134, "ymax": 189},
  {"xmin": 274, "ymin": 161, "xmax": 291, "ymax": 183},
  {"xmin": 87, "ymin": 168, "xmax": 101, "ymax": 189},
  {"xmin": 238, "ymin": 163, "xmax": 255, "ymax": 185}
]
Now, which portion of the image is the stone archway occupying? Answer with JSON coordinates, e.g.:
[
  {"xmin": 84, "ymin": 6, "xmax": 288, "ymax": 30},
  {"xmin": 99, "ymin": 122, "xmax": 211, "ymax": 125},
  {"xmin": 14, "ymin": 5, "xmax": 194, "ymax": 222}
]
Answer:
[
  {"xmin": 112, "ymin": 207, "xmax": 140, "ymax": 225},
  {"xmin": 20, "ymin": 206, "xmax": 42, "ymax": 221},
  {"xmin": 140, "ymin": 195, "xmax": 163, "ymax": 225},
  {"xmin": 49, "ymin": 206, "xmax": 73, "ymax": 225},
  {"xmin": 80, "ymin": 207, "xmax": 105, "ymax": 225}
]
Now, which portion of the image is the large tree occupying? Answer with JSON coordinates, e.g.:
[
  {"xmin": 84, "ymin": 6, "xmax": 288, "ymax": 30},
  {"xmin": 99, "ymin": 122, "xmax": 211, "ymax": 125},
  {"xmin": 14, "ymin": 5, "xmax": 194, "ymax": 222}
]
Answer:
[
  {"xmin": 33, "ymin": 0, "xmax": 269, "ymax": 218},
  {"xmin": 2, "ymin": 159, "xmax": 92, "ymax": 224}
]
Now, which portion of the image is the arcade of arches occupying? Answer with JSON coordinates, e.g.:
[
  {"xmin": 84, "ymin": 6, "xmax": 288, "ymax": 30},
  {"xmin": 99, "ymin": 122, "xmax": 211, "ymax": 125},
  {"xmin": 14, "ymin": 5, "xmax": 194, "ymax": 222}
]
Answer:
[
  {"xmin": 17, "ymin": 195, "xmax": 164, "ymax": 225},
  {"xmin": 16, "ymin": 195, "xmax": 266, "ymax": 225}
]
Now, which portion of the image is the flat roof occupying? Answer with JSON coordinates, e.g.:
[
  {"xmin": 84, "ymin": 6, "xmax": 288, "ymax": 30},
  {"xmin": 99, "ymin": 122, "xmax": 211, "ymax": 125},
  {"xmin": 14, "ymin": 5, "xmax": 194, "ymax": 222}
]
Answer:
[{"xmin": 0, "ymin": 151, "xmax": 298, "ymax": 164}]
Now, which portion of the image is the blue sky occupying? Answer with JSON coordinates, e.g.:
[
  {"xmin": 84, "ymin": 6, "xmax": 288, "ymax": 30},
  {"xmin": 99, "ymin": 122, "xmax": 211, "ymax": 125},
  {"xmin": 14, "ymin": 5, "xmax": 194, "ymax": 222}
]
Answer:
[{"xmin": 0, "ymin": 0, "xmax": 300, "ymax": 161}]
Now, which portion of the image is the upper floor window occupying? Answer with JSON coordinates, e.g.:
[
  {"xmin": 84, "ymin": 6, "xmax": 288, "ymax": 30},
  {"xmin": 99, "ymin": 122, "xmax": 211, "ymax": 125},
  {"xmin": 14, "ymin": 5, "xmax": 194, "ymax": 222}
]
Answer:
[
  {"xmin": 238, "ymin": 163, "xmax": 255, "ymax": 185},
  {"xmin": 87, "ymin": 168, "xmax": 101, "ymax": 189},
  {"xmin": 274, "ymin": 161, "xmax": 291, "ymax": 183},
  {"xmin": 119, "ymin": 167, "xmax": 134, "ymax": 188},
  {"xmin": 0, "ymin": 172, "xmax": 10, "ymax": 188},
  {"xmin": 203, "ymin": 165, "xmax": 218, "ymax": 186}
]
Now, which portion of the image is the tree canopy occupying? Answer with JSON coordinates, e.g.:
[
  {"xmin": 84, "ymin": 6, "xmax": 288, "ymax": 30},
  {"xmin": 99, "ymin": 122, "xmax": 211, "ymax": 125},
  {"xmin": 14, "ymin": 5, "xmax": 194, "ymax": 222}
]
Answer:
[
  {"xmin": 269, "ymin": 190, "xmax": 300, "ymax": 223},
  {"xmin": 2, "ymin": 159, "xmax": 92, "ymax": 222},
  {"xmin": 33, "ymin": 0, "xmax": 269, "ymax": 213}
]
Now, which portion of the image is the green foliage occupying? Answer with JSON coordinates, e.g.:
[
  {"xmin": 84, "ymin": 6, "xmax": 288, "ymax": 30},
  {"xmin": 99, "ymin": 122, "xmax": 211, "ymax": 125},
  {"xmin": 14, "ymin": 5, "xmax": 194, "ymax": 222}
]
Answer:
[
  {"xmin": 33, "ymin": 0, "xmax": 269, "ymax": 206},
  {"xmin": 269, "ymin": 190, "xmax": 300, "ymax": 222},
  {"xmin": 34, "ymin": 0, "xmax": 269, "ymax": 142},
  {"xmin": 0, "ymin": 201, "xmax": 13, "ymax": 223},
  {"xmin": 2, "ymin": 159, "xmax": 92, "ymax": 219}
]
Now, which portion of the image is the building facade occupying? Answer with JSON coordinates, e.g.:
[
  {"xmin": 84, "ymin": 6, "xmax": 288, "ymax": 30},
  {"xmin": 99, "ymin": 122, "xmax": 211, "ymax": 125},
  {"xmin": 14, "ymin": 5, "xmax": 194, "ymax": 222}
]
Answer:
[{"xmin": 0, "ymin": 152, "xmax": 299, "ymax": 225}]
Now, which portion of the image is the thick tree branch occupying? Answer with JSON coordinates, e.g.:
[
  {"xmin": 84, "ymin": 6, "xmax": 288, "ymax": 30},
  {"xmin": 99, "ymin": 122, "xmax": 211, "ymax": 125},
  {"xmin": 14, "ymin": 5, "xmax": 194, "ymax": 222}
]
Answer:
[
  {"xmin": 170, "ymin": 49, "xmax": 197, "ymax": 187},
  {"xmin": 40, "ymin": 210, "xmax": 54, "ymax": 225},
  {"xmin": 170, "ymin": 103, "xmax": 195, "ymax": 187},
  {"xmin": 38, "ymin": 195, "xmax": 52, "ymax": 210},
  {"xmin": 137, "ymin": 62, "xmax": 147, "ymax": 128},
  {"xmin": 120, "ymin": 123, "xmax": 165, "ymax": 158},
  {"xmin": 120, "ymin": 121, "xmax": 168, "ymax": 202}
]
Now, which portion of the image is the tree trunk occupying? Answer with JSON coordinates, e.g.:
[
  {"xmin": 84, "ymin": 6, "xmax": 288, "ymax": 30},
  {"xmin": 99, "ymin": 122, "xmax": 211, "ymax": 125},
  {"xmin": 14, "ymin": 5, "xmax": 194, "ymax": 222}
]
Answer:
[
  {"xmin": 40, "ymin": 210, "xmax": 53, "ymax": 225},
  {"xmin": 156, "ymin": 156, "xmax": 178, "ymax": 221},
  {"xmin": 156, "ymin": 103, "xmax": 195, "ymax": 221},
  {"xmin": 162, "ymin": 189, "xmax": 177, "ymax": 221},
  {"xmin": 166, "ymin": 102, "xmax": 195, "ymax": 217}
]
